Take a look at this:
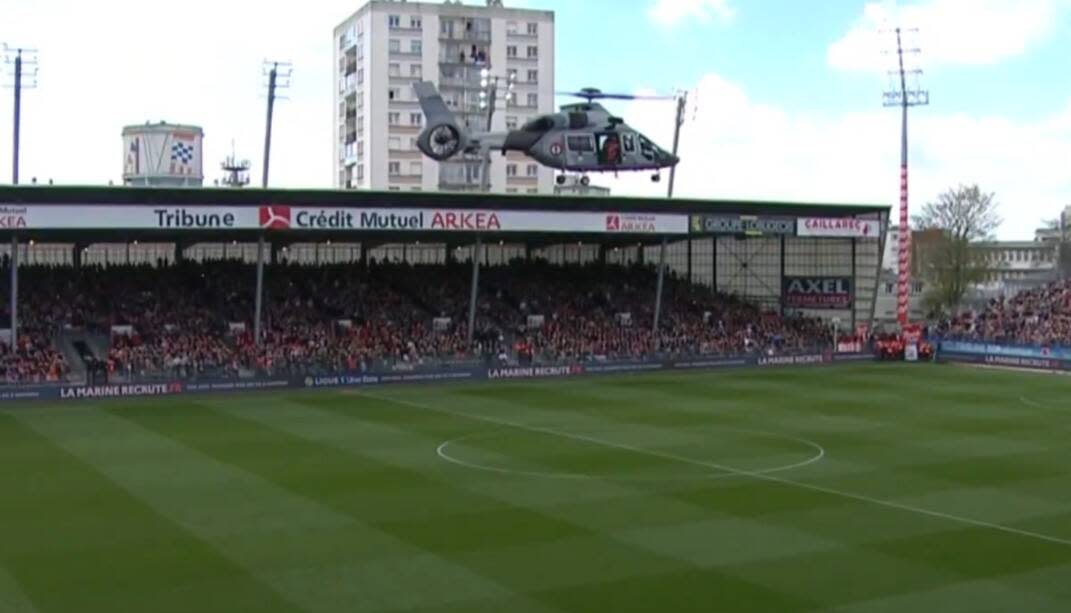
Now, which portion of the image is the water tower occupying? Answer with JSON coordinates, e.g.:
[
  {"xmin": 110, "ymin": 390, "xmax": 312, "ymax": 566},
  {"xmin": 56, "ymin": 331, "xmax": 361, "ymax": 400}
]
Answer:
[{"xmin": 122, "ymin": 121, "xmax": 204, "ymax": 187}]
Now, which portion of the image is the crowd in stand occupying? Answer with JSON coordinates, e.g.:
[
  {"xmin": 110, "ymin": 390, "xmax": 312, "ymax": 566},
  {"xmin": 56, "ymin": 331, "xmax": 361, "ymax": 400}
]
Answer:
[
  {"xmin": 0, "ymin": 259, "xmax": 845, "ymax": 384},
  {"xmin": 938, "ymin": 279, "xmax": 1071, "ymax": 347}
]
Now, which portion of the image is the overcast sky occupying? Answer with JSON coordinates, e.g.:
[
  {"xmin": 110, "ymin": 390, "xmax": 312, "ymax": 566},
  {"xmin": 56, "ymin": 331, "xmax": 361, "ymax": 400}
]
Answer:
[{"xmin": 2, "ymin": 0, "xmax": 1069, "ymax": 239}]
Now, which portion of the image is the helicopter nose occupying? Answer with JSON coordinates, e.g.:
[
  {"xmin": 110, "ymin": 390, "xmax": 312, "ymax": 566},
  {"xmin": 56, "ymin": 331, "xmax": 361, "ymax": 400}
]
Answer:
[{"xmin": 663, "ymin": 152, "xmax": 680, "ymax": 166}]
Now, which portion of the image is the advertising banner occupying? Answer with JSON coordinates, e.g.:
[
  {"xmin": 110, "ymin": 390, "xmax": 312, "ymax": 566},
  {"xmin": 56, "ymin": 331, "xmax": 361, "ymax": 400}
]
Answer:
[
  {"xmin": 782, "ymin": 276, "xmax": 854, "ymax": 309},
  {"xmin": 937, "ymin": 340, "xmax": 1071, "ymax": 362},
  {"xmin": 4, "ymin": 205, "xmax": 690, "ymax": 235},
  {"xmin": 798, "ymin": 217, "xmax": 881, "ymax": 238},
  {"xmin": 690, "ymin": 215, "xmax": 796, "ymax": 236},
  {"xmin": 0, "ymin": 351, "xmax": 876, "ymax": 404}
]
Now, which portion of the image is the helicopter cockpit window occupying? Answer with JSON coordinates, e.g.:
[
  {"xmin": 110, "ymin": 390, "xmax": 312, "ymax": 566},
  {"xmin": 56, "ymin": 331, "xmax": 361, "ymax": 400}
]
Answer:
[
  {"xmin": 638, "ymin": 135, "xmax": 656, "ymax": 160},
  {"xmin": 566, "ymin": 135, "xmax": 594, "ymax": 153},
  {"xmin": 622, "ymin": 133, "xmax": 636, "ymax": 153}
]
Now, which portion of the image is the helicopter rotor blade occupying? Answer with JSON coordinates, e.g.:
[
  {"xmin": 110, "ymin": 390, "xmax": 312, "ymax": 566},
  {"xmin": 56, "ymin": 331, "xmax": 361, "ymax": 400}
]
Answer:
[{"xmin": 555, "ymin": 90, "xmax": 675, "ymax": 101}]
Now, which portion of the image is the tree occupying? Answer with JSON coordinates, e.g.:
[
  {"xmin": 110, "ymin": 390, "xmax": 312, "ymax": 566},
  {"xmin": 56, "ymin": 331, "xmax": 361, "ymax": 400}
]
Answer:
[{"xmin": 911, "ymin": 184, "xmax": 1002, "ymax": 316}]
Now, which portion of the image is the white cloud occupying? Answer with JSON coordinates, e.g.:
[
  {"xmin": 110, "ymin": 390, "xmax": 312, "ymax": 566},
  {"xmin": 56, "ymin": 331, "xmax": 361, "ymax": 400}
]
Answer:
[
  {"xmin": 648, "ymin": 0, "xmax": 735, "ymax": 27},
  {"xmin": 0, "ymin": 0, "xmax": 355, "ymax": 189},
  {"xmin": 592, "ymin": 73, "xmax": 1071, "ymax": 240},
  {"xmin": 829, "ymin": 0, "xmax": 1070, "ymax": 73}
]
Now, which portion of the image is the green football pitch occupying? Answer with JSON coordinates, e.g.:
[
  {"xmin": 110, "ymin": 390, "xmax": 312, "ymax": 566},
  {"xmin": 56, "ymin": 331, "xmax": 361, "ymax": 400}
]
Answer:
[{"xmin": 2, "ymin": 363, "xmax": 1071, "ymax": 612}]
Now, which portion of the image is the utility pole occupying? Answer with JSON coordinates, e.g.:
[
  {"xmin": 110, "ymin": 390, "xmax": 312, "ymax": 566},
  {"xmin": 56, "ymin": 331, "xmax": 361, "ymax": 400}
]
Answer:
[
  {"xmin": 883, "ymin": 28, "xmax": 929, "ymax": 328},
  {"xmin": 254, "ymin": 60, "xmax": 292, "ymax": 347},
  {"xmin": 3, "ymin": 44, "xmax": 38, "ymax": 185},
  {"xmin": 3, "ymin": 44, "xmax": 38, "ymax": 351},
  {"xmin": 477, "ymin": 68, "xmax": 516, "ymax": 192}
]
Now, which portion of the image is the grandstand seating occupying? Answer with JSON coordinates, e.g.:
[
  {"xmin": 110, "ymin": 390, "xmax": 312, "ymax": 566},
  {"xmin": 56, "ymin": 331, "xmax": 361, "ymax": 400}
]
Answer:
[
  {"xmin": 0, "ymin": 260, "xmax": 837, "ymax": 384},
  {"xmin": 939, "ymin": 279, "xmax": 1071, "ymax": 347}
]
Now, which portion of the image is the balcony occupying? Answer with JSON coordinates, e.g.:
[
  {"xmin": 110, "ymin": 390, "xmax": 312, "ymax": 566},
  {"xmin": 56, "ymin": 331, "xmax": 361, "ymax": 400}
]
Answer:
[{"xmin": 439, "ymin": 30, "xmax": 491, "ymax": 43}]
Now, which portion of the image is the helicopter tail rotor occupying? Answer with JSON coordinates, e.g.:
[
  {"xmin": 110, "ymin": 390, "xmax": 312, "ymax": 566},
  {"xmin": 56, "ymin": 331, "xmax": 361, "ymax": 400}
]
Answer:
[{"xmin": 413, "ymin": 81, "xmax": 470, "ymax": 161}]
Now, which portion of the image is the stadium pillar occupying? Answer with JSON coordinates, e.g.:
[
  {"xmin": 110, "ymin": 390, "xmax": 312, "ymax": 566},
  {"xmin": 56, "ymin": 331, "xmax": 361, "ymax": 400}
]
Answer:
[
  {"xmin": 254, "ymin": 236, "xmax": 266, "ymax": 346},
  {"xmin": 9, "ymin": 235, "xmax": 18, "ymax": 349},
  {"xmin": 687, "ymin": 239, "xmax": 693, "ymax": 283},
  {"xmin": 779, "ymin": 235, "xmax": 787, "ymax": 316},
  {"xmin": 851, "ymin": 238, "xmax": 858, "ymax": 330},
  {"xmin": 72, "ymin": 244, "xmax": 81, "ymax": 268},
  {"xmin": 467, "ymin": 236, "xmax": 482, "ymax": 348},
  {"xmin": 712, "ymin": 236, "xmax": 718, "ymax": 291},
  {"xmin": 652, "ymin": 237, "xmax": 668, "ymax": 350}
]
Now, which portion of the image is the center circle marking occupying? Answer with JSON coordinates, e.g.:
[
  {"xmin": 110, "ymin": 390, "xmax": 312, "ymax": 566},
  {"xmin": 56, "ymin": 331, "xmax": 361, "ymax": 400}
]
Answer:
[{"xmin": 436, "ymin": 427, "xmax": 825, "ymax": 481}]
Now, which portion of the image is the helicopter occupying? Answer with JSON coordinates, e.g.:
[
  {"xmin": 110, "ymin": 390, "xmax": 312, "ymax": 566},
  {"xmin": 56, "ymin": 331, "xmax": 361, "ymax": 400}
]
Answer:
[{"xmin": 413, "ymin": 82, "xmax": 680, "ymax": 185}]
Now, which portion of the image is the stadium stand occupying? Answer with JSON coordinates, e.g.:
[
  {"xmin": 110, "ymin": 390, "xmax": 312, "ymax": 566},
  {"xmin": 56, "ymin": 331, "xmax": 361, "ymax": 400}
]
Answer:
[
  {"xmin": 0, "ymin": 260, "xmax": 834, "ymax": 384},
  {"xmin": 938, "ymin": 279, "xmax": 1071, "ymax": 347}
]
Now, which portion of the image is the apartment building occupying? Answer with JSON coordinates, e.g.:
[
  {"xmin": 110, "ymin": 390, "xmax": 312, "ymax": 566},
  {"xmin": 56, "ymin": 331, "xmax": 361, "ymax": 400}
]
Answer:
[{"xmin": 333, "ymin": 0, "xmax": 555, "ymax": 193}]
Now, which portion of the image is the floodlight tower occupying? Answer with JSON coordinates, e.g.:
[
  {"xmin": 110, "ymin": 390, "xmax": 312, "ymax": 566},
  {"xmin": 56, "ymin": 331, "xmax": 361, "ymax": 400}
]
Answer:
[
  {"xmin": 477, "ymin": 68, "xmax": 516, "ymax": 192},
  {"xmin": 254, "ymin": 60, "xmax": 292, "ymax": 347},
  {"xmin": 882, "ymin": 28, "xmax": 929, "ymax": 327},
  {"xmin": 666, "ymin": 90, "xmax": 687, "ymax": 199}
]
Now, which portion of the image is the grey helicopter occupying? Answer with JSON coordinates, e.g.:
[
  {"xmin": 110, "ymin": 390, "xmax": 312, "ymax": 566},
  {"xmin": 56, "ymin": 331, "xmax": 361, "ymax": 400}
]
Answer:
[{"xmin": 413, "ymin": 81, "xmax": 680, "ymax": 185}]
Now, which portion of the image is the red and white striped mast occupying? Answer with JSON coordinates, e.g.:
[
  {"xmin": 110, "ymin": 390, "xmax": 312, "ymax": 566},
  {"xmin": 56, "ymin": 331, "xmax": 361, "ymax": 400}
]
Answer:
[{"xmin": 883, "ymin": 27, "xmax": 929, "ymax": 327}]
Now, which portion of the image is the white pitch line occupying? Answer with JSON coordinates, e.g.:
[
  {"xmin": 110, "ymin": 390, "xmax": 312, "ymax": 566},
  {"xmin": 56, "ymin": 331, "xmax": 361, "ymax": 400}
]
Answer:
[
  {"xmin": 435, "ymin": 428, "xmax": 825, "ymax": 482},
  {"xmin": 355, "ymin": 391, "xmax": 1071, "ymax": 549}
]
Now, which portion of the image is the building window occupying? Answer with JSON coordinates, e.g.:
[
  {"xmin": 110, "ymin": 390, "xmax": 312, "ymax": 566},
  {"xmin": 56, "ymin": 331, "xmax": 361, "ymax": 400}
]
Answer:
[
  {"xmin": 507, "ymin": 68, "xmax": 518, "ymax": 81},
  {"xmin": 388, "ymin": 15, "xmax": 400, "ymax": 28},
  {"xmin": 389, "ymin": 87, "xmax": 400, "ymax": 100},
  {"xmin": 410, "ymin": 64, "xmax": 422, "ymax": 78},
  {"xmin": 507, "ymin": 164, "xmax": 518, "ymax": 177},
  {"xmin": 356, "ymin": 68, "xmax": 364, "ymax": 84},
  {"xmin": 409, "ymin": 161, "xmax": 422, "ymax": 176},
  {"xmin": 527, "ymin": 93, "xmax": 538, "ymax": 108},
  {"xmin": 389, "ymin": 161, "xmax": 401, "ymax": 175},
  {"xmin": 389, "ymin": 63, "xmax": 400, "ymax": 76},
  {"xmin": 409, "ymin": 137, "xmax": 418, "ymax": 149},
  {"xmin": 507, "ymin": 45, "xmax": 517, "ymax": 58},
  {"xmin": 410, "ymin": 113, "xmax": 423, "ymax": 126},
  {"xmin": 506, "ymin": 188, "xmax": 518, "ymax": 193},
  {"xmin": 356, "ymin": 166, "xmax": 364, "ymax": 181},
  {"xmin": 527, "ymin": 46, "xmax": 538, "ymax": 58},
  {"xmin": 356, "ymin": 116, "xmax": 364, "ymax": 132},
  {"xmin": 389, "ymin": 137, "xmax": 401, "ymax": 150},
  {"xmin": 505, "ymin": 116, "xmax": 518, "ymax": 130},
  {"xmin": 389, "ymin": 39, "xmax": 401, "ymax": 53},
  {"xmin": 388, "ymin": 112, "xmax": 400, "ymax": 125},
  {"xmin": 527, "ymin": 69, "xmax": 538, "ymax": 83},
  {"xmin": 410, "ymin": 39, "xmax": 422, "ymax": 54},
  {"xmin": 527, "ymin": 188, "xmax": 539, "ymax": 194},
  {"xmin": 356, "ymin": 141, "xmax": 364, "ymax": 155},
  {"xmin": 506, "ymin": 20, "xmax": 518, "ymax": 34},
  {"xmin": 526, "ymin": 164, "xmax": 538, "ymax": 177},
  {"xmin": 389, "ymin": 186, "xmax": 401, "ymax": 191},
  {"xmin": 410, "ymin": 16, "xmax": 422, "ymax": 29},
  {"xmin": 527, "ymin": 22, "xmax": 538, "ymax": 35}
]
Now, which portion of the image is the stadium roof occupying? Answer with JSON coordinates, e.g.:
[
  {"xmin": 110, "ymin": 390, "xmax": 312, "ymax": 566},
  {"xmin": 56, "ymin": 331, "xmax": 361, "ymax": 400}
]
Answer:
[
  {"xmin": 0, "ymin": 185, "xmax": 889, "ymax": 216},
  {"xmin": 0, "ymin": 185, "xmax": 890, "ymax": 244}
]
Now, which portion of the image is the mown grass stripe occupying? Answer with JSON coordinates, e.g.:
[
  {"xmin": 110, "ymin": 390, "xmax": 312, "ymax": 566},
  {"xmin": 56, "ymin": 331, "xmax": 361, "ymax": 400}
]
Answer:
[{"xmin": 0, "ymin": 412, "xmax": 294, "ymax": 613}]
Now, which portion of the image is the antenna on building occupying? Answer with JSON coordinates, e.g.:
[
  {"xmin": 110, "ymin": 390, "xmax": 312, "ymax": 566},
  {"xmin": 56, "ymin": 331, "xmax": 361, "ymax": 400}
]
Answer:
[
  {"xmin": 220, "ymin": 140, "xmax": 251, "ymax": 188},
  {"xmin": 881, "ymin": 26, "xmax": 929, "ymax": 328}
]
